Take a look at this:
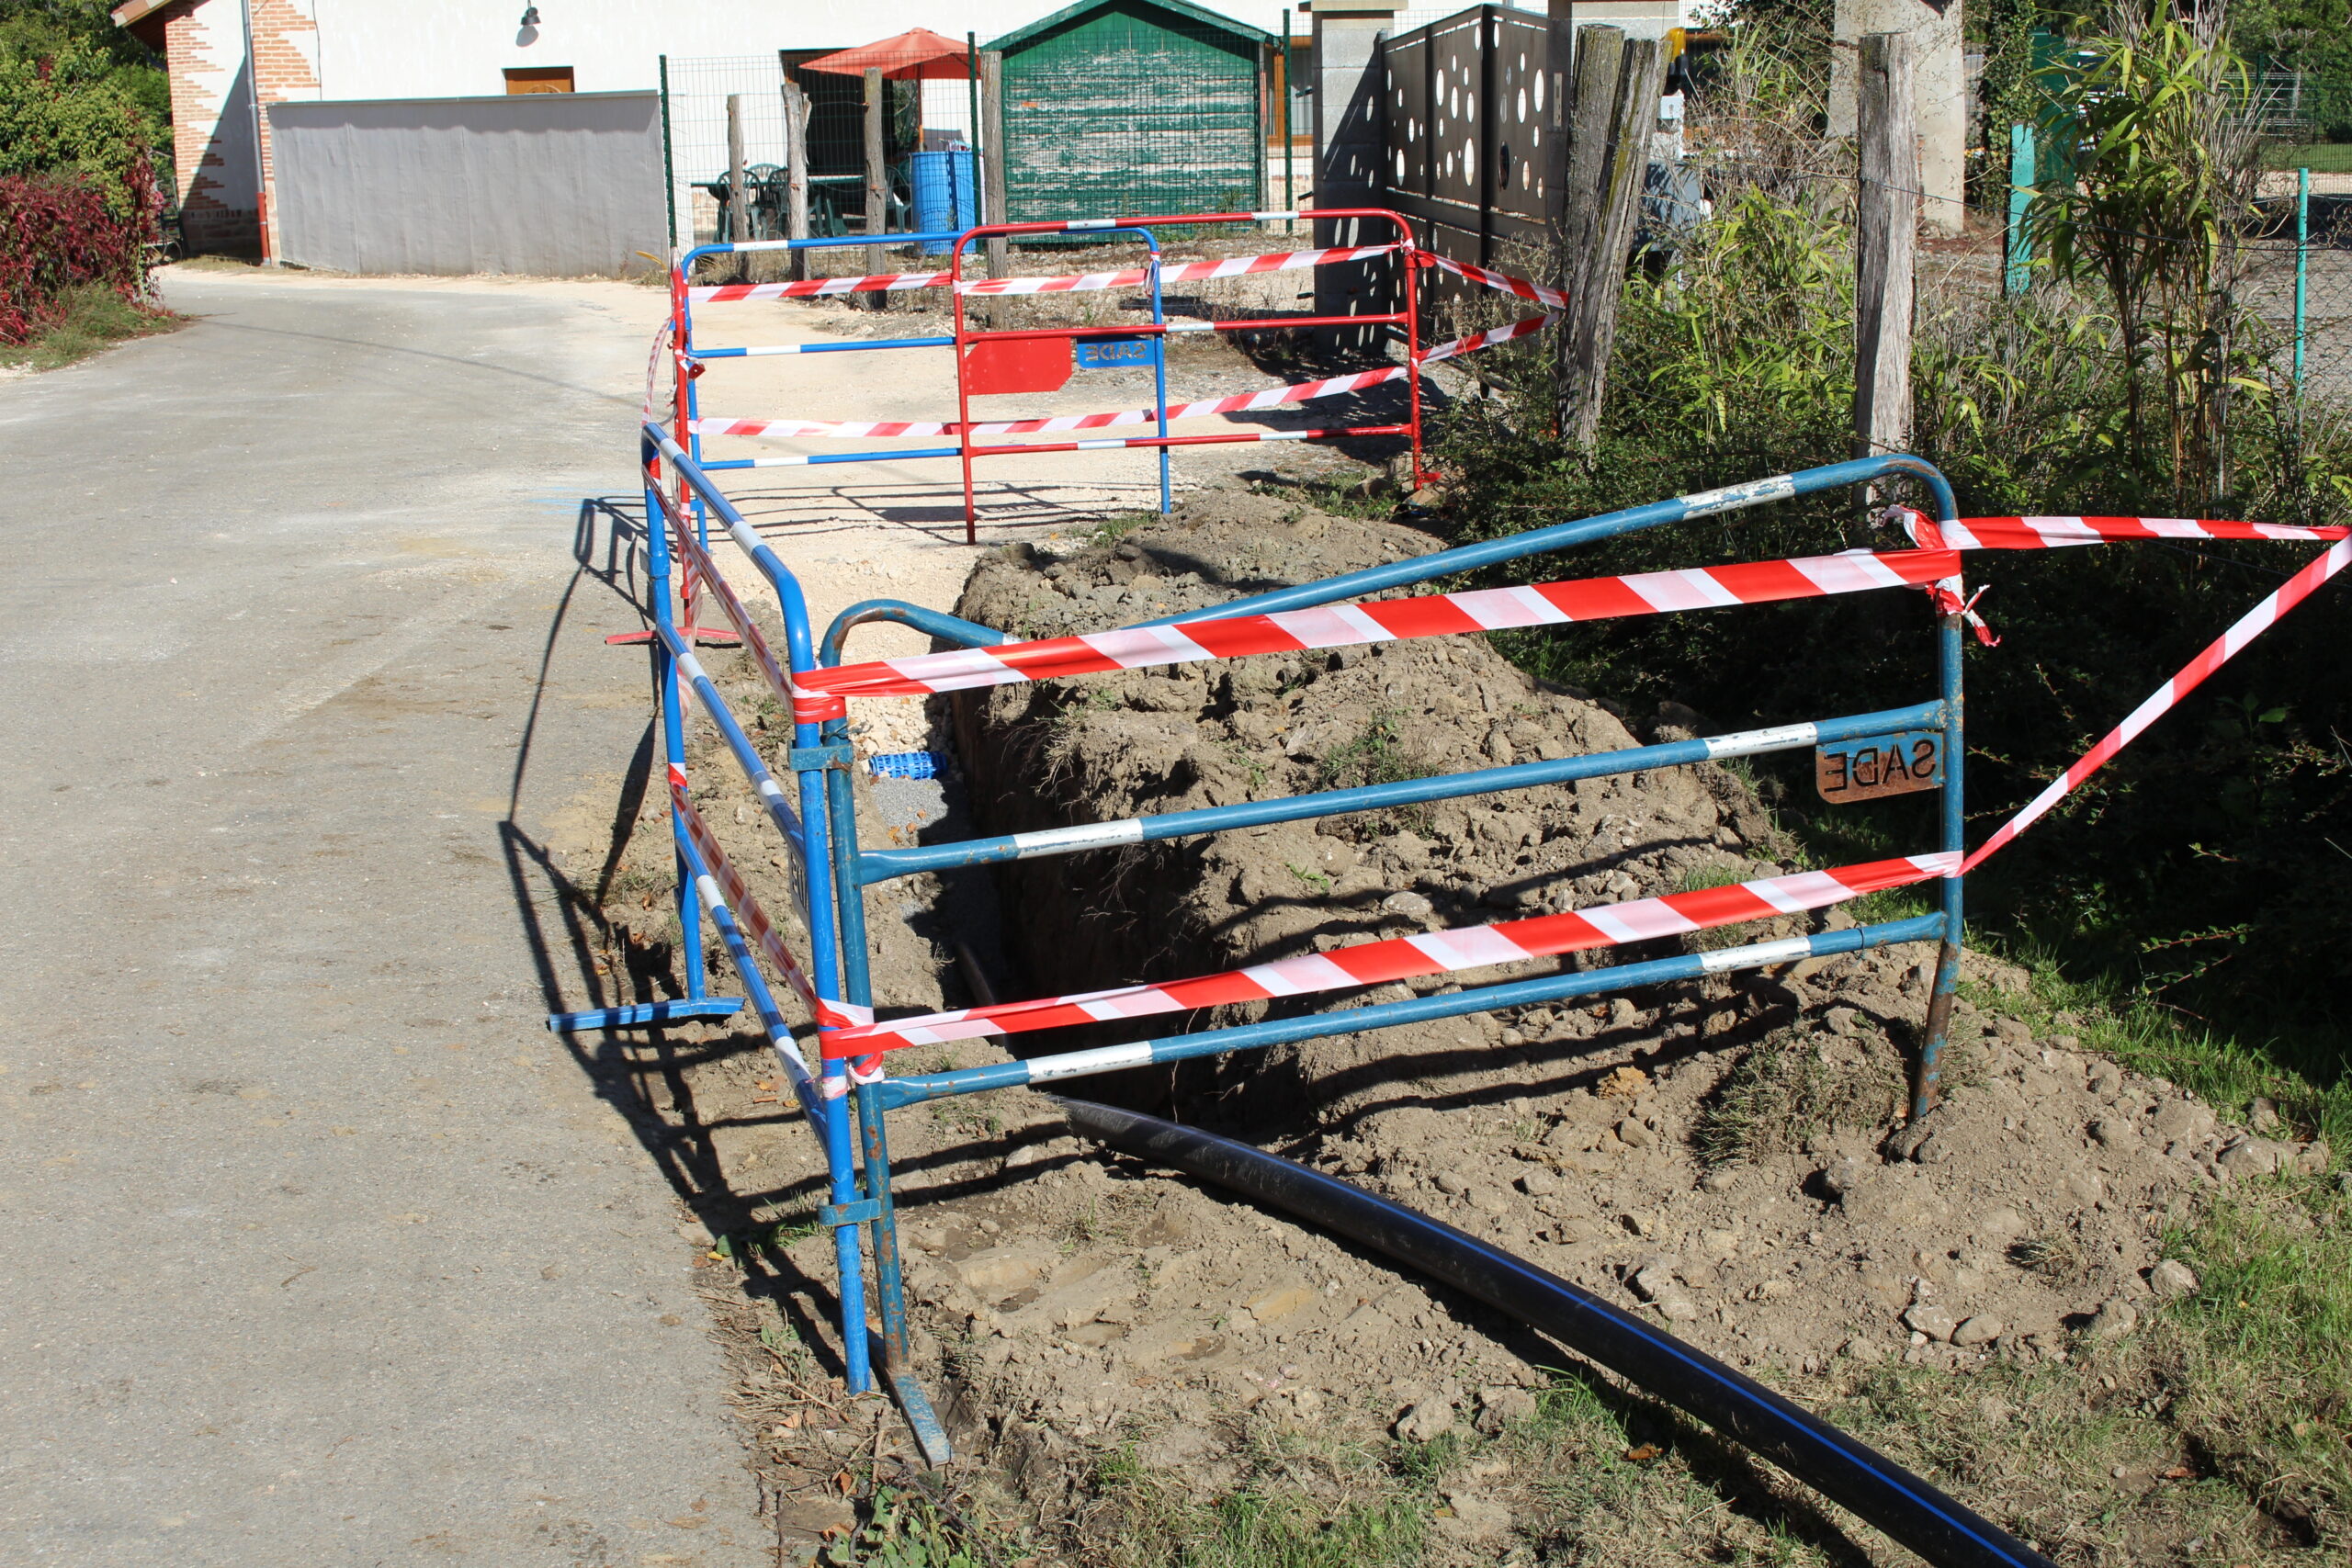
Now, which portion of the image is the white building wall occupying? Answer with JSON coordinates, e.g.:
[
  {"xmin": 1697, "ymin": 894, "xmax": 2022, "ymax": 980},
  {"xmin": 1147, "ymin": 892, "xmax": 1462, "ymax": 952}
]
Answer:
[{"xmin": 304, "ymin": 0, "xmax": 1295, "ymax": 101}]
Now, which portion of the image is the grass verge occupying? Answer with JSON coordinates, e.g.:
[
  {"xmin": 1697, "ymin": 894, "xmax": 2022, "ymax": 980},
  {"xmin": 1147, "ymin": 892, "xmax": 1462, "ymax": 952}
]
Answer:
[{"xmin": 0, "ymin": 282, "xmax": 183, "ymax": 373}]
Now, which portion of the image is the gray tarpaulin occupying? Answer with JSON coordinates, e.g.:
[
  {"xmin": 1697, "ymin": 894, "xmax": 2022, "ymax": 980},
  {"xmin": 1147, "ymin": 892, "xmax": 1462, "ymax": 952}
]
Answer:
[{"xmin": 268, "ymin": 91, "xmax": 663, "ymax": 277}]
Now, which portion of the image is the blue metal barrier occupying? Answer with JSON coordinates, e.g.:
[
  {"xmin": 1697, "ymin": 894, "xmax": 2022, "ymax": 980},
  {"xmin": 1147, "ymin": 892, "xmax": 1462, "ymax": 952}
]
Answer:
[{"xmin": 557, "ymin": 257, "xmax": 1969, "ymax": 1465}]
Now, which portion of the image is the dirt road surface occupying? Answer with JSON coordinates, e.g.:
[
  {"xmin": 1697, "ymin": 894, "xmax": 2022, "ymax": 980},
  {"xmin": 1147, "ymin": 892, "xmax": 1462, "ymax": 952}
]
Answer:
[{"xmin": 0, "ymin": 270, "xmax": 775, "ymax": 1565}]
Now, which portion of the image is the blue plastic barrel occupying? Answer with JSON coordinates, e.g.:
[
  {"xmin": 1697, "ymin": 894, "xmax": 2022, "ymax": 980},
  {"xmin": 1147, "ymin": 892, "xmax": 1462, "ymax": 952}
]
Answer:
[{"xmin": 910, "ymin": 150, "xmax": 978, "ymax": 255}]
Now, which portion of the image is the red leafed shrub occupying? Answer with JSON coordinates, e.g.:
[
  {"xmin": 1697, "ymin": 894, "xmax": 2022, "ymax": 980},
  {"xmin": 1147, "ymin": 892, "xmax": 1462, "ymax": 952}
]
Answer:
[{"xmin": 0, "ymin": 156, "xmax": 161, "ymax": 345}]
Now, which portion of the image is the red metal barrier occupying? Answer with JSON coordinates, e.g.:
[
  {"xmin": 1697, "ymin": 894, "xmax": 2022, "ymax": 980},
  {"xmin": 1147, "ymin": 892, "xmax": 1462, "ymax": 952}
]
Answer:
[{"xmin": 945, "ymin": 209, "xmax": 1426, "ymax": 543}]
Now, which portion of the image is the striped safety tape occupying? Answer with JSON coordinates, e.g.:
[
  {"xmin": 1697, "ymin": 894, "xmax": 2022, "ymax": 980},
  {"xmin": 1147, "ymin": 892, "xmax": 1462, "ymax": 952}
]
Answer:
[
  {"xmin": 797, "ymin": 547, "xmax": 1965, "ymax": 701},
  {"xmin": 1421, "ymin": 310, "xmax": 1559, "ymax": 365},
  {"xmin": 1420, "ymin": 252, "xmax": 1571, "ymax": 310},
  {"xmin": 729, "ymin": 426, "xmax": 1408, "ymax": 468},
  {"xmin": 648, "ymin": 486, "xmax": 848, "ymax": 725},
  {"xmin": 689, "ymin": 313, "xmax": 1555, "ymax": 445},
  {"xmin": 819, "ymin": 852, "xmax": 1959, "ymax": 1055},
  {"xmin": 1963, "ymin": 536, "xmax": 2352, "ymax": 871},
  {"xmin": 693, "ymin": 367, "xmax": 1408, "ymax": 442},
  {"xmin": 956, "ymin": 243, "xmax": 1405, "ymax": 297},
  {"xmin": 1893, "ymin": 512, "xmax": 2348, "ymax": 550},
  {"xmin": 673, "ymin": 781, "xmax": 871, "ymax": 1038},
  {"xmin": 690, "ymin": 267, "xmax": 955, "ymax": 304}
]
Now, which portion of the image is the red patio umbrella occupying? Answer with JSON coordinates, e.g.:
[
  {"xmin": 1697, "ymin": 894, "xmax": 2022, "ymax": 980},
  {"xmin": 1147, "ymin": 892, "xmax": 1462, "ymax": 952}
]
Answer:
[{"xmin": 798, "ymin": 27, "xmax": 971, "ymax": 81}]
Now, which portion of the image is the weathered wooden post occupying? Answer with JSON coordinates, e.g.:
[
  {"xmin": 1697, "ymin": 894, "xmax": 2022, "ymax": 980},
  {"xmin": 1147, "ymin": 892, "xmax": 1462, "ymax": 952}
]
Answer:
[
  {"xmin": 1855, "ymin": 31, "xmax": 1917, "ymax": 466},
  {"xmin": 1561, "ymin": 34, "xmax": 1665, "ymax": 450},
  {"xmin": 782, "ymin": 78, "xmax": 811, "ymax": 283},
  {"xmin": 1556, "ymin": 24, "xmax": 1624, "ymax": 428},
  {"xmin": 725, "ymin": 93, "xmax": 748, "ymax": 281},
  {"xmin": 864, "ymin": 66, "xmax": 888, "ymax": 310}
]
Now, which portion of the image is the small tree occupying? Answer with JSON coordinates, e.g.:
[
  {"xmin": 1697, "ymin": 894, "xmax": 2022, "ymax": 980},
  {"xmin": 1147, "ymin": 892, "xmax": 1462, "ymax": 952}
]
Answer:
[{"xmin": 2029, "ymin": 0, "xmax": 2263, "ymax": 503}]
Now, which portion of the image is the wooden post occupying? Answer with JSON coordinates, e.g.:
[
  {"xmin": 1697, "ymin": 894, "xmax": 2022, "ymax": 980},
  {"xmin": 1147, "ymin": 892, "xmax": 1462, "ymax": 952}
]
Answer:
[
  {"xmin": 1555, "ymin": 25, "xmax": 1624, "ymax": 419},
  {"xmin": 782, "ymin": 78, "xmax": 811, "ymax": 283},
  {"xmin": 1561, "ymin": 34, "xmax": 1664, "ymax": 450},
  {"xmin": 725, "ymin": 93, "xmax": 748, "ymax": 280},
  {"xmin": 864, "ymin": 66, "xmax": 888, "ymax": 310},
  {"xmin": 980, "ymin": 51, "xmax": 1010, "ymax": 281},
  {"xmin": 1855, "ymin": 32, "xmax": 1917, "ymax": 464}
]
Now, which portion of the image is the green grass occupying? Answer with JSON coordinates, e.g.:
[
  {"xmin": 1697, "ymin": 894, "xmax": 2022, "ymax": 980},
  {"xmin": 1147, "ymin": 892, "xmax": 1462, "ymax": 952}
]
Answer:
[
  {"xmin": 2262, "ymin": 141, "xmax": 2352, "ymax": 172},
  {"xmin": 0, "ymin": 282, "xmax": 182, "ymax": 372},
  {"xmin": 1091, "ymin": 1431, "xmax": 1427, "ymax": 1568}
]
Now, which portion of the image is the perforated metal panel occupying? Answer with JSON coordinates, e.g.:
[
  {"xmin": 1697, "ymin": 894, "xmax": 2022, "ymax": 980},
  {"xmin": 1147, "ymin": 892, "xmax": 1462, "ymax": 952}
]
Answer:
[{"xmin": 1381, "ymin": 3, "xmax": 1563, "ymax": 265}]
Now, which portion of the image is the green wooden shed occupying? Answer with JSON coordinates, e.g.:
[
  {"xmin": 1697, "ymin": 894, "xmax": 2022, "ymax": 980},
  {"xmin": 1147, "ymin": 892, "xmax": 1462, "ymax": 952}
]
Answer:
[{"xmin": 985, "ymin": 0, "xmax": 1277, "ymax": 224}]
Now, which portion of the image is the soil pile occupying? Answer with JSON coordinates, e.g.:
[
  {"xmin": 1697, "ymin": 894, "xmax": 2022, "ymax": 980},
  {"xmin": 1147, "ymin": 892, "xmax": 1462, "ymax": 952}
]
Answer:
[
  {"xmin": 585, "ymin": 493, "xmax": 2323, "ymax": 1561},
  {"xmin": 888, "ymin": 493, "xmax": 2321, "ymax": 1541}
]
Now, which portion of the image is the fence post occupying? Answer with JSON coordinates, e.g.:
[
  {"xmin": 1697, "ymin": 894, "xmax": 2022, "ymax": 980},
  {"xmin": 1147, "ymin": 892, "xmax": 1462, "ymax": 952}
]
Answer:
[
  {"xmin": 1477, "ymin": 4, "xmax": 1499, "ymax": 266},
  {"xmin": 2296, "ymin": 165, "xmax": 2310, "ymax": 390},
  {"xmin": 864, "ymin": 68, "xmax": 888, "ymax": 310},
  {"xmin": 782, "ymin": 79, "xmax": 811, "ymax": 283},
  {"xmin": 980, "ymin": 51, "xmax": 1009, "ymax": 281},
  {"xmin": 1557, "ymin": 24, "xmax": 1625, "ymax": 427},
  {"xmin": 659, "ymin": 55, "xmax": 679, "ymax": 255},
  {"xmin": 1561, "ymin": 33, "xmax": 1664, "ymax": 450},
  {"xmin": 1282, "ymin": 6, "xmax": 1296, "ymax": 231},
  {"xmin": 2003, "ymin": 120, "xmax": 2033, "ymax": 298},
  {"xmin": 725, "ymin": 93, "xmax": 748, "ymax": 281},
  {"xmin": 1854, "ymin": 33, "xmax": 1916, "ymax": 467},
  {"xmin": 1544, "ymin": 0, "xmax": 1574, "ymax": 241}
]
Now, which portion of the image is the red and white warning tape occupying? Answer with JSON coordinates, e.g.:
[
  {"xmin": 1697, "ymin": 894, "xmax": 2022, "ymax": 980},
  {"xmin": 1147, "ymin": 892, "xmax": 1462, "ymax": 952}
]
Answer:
[
  {"xmin": 957, "ymin": 243, "xmax": 1405, "ymax": 297},
  {"xmin": 694, "ymin": 366, "xmax": 1409, "ymax": 442},
  {"xmin": 673, "ymin": 780, "xmax": 870, "ymax": 1040},
  {"xmin": 691, "ymin": 311, "xmax": 1555, "ymax": 446},
  {"xmin": 690, "ymin": 267, "xmax": 955, "ymax": 304},
  {"xmin": 1894, "ymin": 512, "xmax": 2347, "ymax": 550},
  {"xmin": 819, "ymin": 852, "xmax": 1958, "ymax": 1055},
  {"xmin": 1420, "ymin": 253, "xmax": 1572, "ymax": 310},
  {"xmin": 797, "ymin": 547, "xmax": 1964, "ymax": 701},
  {"xmin": 1963, "ymin": 536, "xmax": 2352, "ymax": 870},
  {"xmin": 649, "ymin": 482, "xmax": 844, "ymax": 726},
  {"xmin": 1421, "ymin": 310, "xmax": 1559, "ymax": 365}
]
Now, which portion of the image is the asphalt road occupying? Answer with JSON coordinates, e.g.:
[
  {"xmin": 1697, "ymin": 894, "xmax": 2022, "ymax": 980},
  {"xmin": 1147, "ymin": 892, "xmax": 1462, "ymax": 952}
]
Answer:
[{"xmin": 0, "ymin": 272, "xmax": 768, "ymax": 1565}]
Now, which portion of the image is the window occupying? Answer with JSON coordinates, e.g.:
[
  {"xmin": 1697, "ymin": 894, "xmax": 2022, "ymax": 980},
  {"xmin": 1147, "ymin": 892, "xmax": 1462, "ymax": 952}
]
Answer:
[{"xmin": 503, "ymin": 66, "xmax": 574, "ymax": 94}]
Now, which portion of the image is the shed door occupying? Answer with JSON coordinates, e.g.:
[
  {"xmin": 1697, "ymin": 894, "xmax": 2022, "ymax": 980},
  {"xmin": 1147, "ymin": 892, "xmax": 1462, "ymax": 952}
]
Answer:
[{"xmin": 1001, "ymin": 4, "xmax": 1263, "ymax": 223}]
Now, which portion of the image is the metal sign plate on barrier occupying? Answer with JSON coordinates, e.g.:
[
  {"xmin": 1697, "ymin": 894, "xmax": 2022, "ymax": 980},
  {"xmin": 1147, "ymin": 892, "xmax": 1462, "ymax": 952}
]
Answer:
[
  {"xmin": 1816, "ymin": 730, "xmax": 1942, "ymax": 802},
  {"xmin": 1072, "ymin": 334, "xmax": 1155, "ymax": 369},
  {"xmin": 962, "ymin": 336, "xmax": 1071, "ymax": 396}
]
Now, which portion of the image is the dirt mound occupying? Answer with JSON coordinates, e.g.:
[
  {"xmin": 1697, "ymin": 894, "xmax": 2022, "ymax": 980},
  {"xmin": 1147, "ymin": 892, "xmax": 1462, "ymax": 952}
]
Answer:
[
  {"xmin": 582, "ymin": 492, "xmax": 2322, "ymax": 1561},
  {"xmin": 868, "ymin": 493, "xmax": 2323, "ymax": 1549}
]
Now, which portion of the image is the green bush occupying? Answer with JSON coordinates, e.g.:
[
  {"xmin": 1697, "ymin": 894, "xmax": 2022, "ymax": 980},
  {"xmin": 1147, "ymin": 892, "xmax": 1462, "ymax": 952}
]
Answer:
[
  {"xmin": 1425, "ymin": 182, "xmax": 2352, "ymax": 1061},
  {"xmin": 0, "ymin": 32, "xmax": 165, "ymax": 216}
]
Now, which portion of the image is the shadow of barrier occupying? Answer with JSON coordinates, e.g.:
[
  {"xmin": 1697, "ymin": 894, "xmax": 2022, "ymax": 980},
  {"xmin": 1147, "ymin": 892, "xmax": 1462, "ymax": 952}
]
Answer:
[{"xmin": 552, "ymin": 307, "xmax": 2352, "ymax": 1501}]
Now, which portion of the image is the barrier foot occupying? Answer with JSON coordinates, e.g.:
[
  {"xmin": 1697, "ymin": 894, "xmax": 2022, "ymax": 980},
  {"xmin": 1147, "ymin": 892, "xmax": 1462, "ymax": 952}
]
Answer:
[
  {"xmin": 605, "ymin": 626, "xmax": 742, "ymax": 647},
  {"xmin": 546, "ymin": 998, "xmax": 744, "ymax": 1032},
  {"xmin": 883, "ymin": 1352, "xmax": 954, "ymax": 1468}
]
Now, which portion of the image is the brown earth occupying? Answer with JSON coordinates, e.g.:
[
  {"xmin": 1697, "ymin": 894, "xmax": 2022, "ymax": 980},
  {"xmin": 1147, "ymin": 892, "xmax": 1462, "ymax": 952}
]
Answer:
[{"xmin": 582, "ymin": 489, "xmax": 2324, "ymax": 1562}]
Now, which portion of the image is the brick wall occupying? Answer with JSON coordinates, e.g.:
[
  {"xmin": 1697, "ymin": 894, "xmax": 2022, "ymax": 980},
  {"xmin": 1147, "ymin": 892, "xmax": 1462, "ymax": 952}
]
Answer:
[
  {"xmin": 161, "ymin": 0, "xmax": 254, "ymax": 253},
  {"xmin": 153, "ymin": 0, "xmax": 320, "ymax": 256}
]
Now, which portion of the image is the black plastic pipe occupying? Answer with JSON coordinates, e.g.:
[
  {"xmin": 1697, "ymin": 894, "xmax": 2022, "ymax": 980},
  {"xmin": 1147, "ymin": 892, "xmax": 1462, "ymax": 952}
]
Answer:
[{"xmin": 1052, "ymin": 1098, "xmax": 2056, "ymax": 1568}]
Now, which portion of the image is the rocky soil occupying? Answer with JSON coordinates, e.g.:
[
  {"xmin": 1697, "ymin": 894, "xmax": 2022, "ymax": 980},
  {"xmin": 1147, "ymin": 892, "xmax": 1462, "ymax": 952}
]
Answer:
[{"xmin": 587, "ymin": 490, "xmax": 2326, "ymax": 1562}]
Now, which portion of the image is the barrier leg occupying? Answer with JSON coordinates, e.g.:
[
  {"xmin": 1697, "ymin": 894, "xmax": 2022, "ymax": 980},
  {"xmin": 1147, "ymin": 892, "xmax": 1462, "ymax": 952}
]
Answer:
[
  {"xmin": 1914, "ymin": 603, "xmax": 1968, "ymax": 1120},
  {"xmin": 790, "ymin": 733, "xmax": 874, "ymax": 1397},
  {"xmin": 822, "ymin": 729, "xmax": 948, "ymax": 1461},
  {"xmin": 645, "ymin": 475, "xmax": 709, "ymax": 1005},
  {"xmin": 1148, "ymin": 245, "xmax": 1171, "ymax": 513}
]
